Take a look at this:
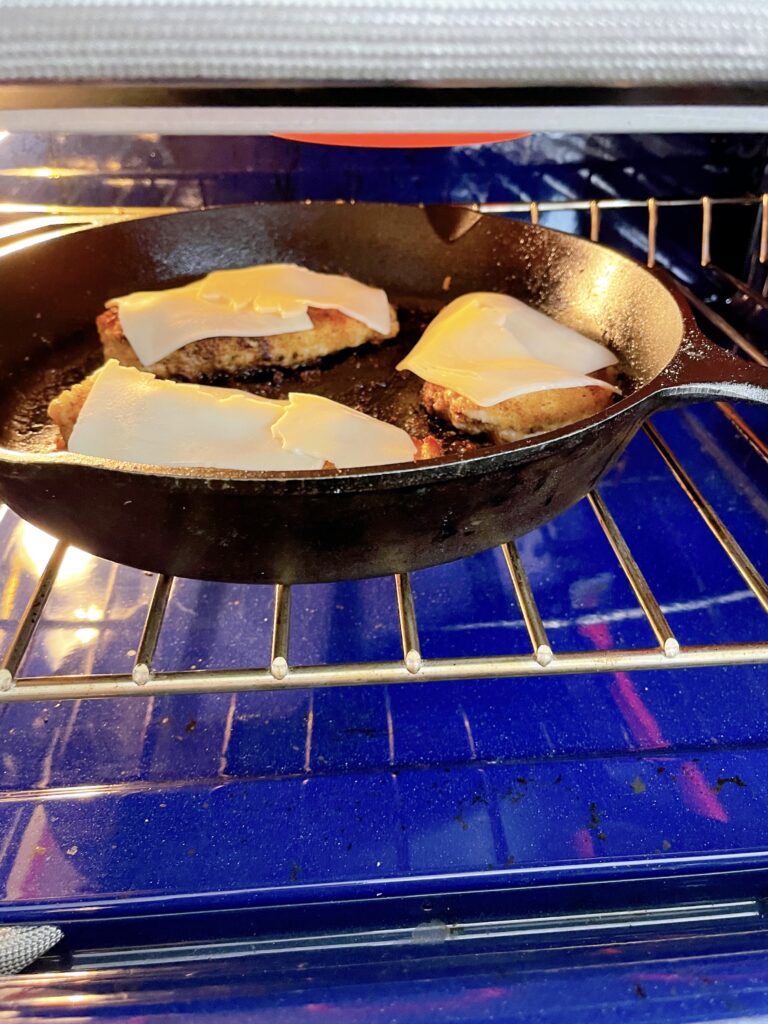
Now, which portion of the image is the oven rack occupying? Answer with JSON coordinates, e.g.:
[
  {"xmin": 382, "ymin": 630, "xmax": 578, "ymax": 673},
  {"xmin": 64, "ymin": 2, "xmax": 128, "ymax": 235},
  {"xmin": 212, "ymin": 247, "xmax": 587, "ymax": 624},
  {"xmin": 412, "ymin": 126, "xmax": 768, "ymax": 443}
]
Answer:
[{"xmin": 0, "ymin": 194, "xmax": 766, "ymax": 703}]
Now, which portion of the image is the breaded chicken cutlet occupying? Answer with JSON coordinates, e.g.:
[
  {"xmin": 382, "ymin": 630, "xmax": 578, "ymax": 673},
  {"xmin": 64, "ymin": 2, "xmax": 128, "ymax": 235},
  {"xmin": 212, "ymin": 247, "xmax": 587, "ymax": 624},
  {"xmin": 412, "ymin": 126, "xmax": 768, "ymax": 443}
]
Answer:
[
  {"xmin": 48, "ymin": 373, "xmax": 95, "ymax": 445},
  {"xmin": 400, "ymin": 292, "xmax": 620, "ymax": 445},
  {"xmin": 97, "ymin": 303, "xmax": 400, "ymax": 381},
  {"xmin": 421, "ymin": 367, "xmax": 618, "ymax": 444},
  {"xmin": 49, "ymin": 365, "xmax": 443, "ymax": 462}
]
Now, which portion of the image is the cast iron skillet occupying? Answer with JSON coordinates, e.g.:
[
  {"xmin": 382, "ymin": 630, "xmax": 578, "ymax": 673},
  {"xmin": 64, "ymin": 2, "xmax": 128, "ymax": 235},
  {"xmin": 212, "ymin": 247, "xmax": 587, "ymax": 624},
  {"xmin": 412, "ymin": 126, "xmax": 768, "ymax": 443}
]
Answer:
[{"xmin": 0, "ymin": 202, "xmax": 766, "ymax": 584}]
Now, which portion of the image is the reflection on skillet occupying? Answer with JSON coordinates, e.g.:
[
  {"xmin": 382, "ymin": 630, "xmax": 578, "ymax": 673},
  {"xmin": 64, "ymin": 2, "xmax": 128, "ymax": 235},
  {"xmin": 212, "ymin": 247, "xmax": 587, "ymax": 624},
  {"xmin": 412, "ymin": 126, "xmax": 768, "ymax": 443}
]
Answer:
[{"xmin": 1, "ymin": 303, "xmax": 629, "ymax": 462}]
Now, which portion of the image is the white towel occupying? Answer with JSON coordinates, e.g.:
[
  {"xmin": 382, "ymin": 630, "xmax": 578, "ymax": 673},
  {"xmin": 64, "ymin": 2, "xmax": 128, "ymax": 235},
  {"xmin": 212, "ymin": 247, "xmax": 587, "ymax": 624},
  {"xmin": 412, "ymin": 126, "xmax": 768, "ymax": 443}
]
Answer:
[{"xmin": 0, "ymin": 0, "xmax": 766, "ymax": 85}]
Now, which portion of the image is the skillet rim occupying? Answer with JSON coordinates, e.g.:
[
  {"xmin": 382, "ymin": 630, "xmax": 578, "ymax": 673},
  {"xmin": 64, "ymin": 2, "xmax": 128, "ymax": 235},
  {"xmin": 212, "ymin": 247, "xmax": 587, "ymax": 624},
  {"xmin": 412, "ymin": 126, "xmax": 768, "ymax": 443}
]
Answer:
[{"xmin": 0, "ymin": 201, "xmax": 692, "ymax": 488}]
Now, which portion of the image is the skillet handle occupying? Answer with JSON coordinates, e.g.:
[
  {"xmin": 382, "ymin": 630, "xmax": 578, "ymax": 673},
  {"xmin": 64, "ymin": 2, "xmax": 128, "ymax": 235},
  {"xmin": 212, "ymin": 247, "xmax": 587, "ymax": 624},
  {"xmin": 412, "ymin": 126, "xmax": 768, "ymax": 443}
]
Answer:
[{"xmin": 657, "ymin": 330, "xmax": 768, "ymax": 407}]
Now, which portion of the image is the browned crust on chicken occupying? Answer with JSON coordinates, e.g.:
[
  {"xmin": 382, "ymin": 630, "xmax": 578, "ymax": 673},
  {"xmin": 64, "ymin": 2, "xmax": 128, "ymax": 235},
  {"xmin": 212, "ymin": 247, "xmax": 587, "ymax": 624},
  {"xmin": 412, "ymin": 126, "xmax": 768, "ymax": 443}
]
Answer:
[
  {"xmin": 414, "ymin": 434, "xmax": 443, "ymax": 460},
  {"xmin": 48, "ymin": 370, "xmax": 98, "ymax": 445},
  {"xmin": 421, "ymin": 378, "xmax": 615, "ymax": 444},
  {"xmin": 97, "ymin": 303, "xmax": 400, "ymax": 380}
]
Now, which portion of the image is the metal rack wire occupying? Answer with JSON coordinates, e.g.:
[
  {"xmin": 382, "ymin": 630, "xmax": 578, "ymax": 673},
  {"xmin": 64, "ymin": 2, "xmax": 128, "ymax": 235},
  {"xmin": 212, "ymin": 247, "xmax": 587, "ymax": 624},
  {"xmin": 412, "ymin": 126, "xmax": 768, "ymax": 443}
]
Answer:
[{"xmin": 0, "ymin": 194, "xmax": 766, "ymax": 703}]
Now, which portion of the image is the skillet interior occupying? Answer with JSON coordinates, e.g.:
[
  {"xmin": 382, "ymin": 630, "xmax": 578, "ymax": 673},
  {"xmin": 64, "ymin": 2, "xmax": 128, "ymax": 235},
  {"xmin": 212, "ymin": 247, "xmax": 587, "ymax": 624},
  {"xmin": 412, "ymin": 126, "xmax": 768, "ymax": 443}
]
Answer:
[{"xmin": 0, "ymin": 202, "xmax": 683, "ymax": 463}]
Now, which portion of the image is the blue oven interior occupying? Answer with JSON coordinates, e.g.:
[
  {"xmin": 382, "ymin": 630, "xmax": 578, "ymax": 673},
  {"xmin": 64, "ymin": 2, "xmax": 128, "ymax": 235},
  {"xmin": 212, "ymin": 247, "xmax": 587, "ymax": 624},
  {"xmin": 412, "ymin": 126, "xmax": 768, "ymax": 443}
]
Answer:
[{"xmin": 1, "ymin": 132, "xmax": 768, "ymax": 1019}]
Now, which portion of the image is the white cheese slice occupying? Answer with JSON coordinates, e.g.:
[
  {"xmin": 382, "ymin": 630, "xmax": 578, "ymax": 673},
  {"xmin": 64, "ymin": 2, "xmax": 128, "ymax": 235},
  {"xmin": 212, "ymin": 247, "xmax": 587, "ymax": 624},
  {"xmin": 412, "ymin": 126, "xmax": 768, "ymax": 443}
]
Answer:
[
  {"xmin": 67, "ymin": 360, "xmax": 323, "ymax": 471},
  {"xmin": 108, "ymin": 263, "xmax": 392, "ymax": 367},
  {"xmin": 397, "ymin": 292, "xmax": 619, "ymax": 407},
  {"xmin": 272, "ymin": 392, "xmax": 416, "ymax": 469}
]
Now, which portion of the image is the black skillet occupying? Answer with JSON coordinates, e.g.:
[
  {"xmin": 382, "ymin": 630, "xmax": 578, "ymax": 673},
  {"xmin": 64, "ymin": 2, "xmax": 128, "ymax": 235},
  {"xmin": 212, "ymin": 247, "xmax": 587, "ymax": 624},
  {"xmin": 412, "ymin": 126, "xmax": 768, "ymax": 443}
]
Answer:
[{"xmin": 0, "ymin": 202, "xmax": 766, "ymax": 584}]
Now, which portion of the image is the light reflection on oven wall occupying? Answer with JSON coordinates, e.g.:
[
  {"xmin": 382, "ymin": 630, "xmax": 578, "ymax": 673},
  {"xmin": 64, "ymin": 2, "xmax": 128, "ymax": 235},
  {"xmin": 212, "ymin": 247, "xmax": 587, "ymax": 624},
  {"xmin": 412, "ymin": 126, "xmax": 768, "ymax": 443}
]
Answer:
[
  {"xmin": 8, "ymin": 522, "xmax": 154, "ymax": 675},
  {"xmin": 16, "ymin": 523, "xmax": 102, "ymax": 668},
  {"xmin": 18, "ymin": 521, "xmax": 94, "ymax": 584}
]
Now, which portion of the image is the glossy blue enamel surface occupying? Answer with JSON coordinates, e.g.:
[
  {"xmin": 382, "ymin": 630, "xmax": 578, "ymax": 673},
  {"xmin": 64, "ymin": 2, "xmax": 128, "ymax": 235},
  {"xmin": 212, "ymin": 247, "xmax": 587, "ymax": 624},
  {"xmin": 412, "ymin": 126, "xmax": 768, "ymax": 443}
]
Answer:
[
  {"xmin": 0, "ymin": 398, "xmax": 766, "ymax": 921},
  {"xmin": 0, "ymin": 132, "xmax": 767, "ymax": 1019}
]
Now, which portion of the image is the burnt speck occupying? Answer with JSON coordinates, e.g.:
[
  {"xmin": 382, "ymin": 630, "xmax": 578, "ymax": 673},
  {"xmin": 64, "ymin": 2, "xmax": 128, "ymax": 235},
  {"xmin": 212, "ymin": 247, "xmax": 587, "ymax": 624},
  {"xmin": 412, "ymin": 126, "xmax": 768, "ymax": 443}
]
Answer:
[
  {"xmin": 198, "ymin": 370, "xmax": 231, "ymax": 387},
  {"xmin": 656, "ymin": 766, "xmax": 666, "ymax": 774},
  {"xmin": 553, "ymin": 775, "xmax": 562, "ymax": 784},
  {"xmin": 187, "ymin": 847, "xmax": 196, "ymax": 857},
  {"xmin": 501, "ymin": 785, "xmax": 526, "ymax": 806},
  {"xmin": 185, "ymin": 719, "xmax": 197, "ymax": 733},
  {"xmin": 438, "ymin": 516, "xmax": 457, "ymax": 540},
  {"xmin": 712, "ymin": 775, "xmax": 747, "ymax": 794},
  {"xmin": 661, "ymin": 838, "xmax": 672, "ymax": 851},
  {"xmin": 631, "ymin": 776, "xmax": 646, "ymax": 794},
  {"xmin": 634, "ymin": 983, "xmax": 647, "ymax": 999},
  {"xmin": 505, "ymin": 854, "xmax": 516, "ymax": 866},
  {"xmin": 588, "ymin": 803, "xmax": 607, "ymax": 841},
  {"xmin": 454, "ymin": 811, "xmax": 469, "ymax": 831},
  {"xmin": 290, "ymin": 863, "xmax": 301, "ymax": 881},
  {"xmin": 470, "ymin": 793, "xmax": 489, "ymax": 806}
]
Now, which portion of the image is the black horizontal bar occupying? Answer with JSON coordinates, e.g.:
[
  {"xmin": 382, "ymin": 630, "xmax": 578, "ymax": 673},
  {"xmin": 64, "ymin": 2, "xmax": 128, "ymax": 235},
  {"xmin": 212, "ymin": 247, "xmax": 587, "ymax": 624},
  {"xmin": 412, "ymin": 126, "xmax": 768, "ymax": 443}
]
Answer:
[{"xmin": 0, "ymin": 82, "xmax": 767, "ymax": 111}]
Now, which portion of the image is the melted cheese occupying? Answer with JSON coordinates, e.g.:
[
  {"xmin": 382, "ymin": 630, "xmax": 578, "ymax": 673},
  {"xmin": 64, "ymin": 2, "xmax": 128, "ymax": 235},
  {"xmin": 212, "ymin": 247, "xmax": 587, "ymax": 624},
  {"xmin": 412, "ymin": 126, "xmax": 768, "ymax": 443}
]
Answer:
[
  {"xmin": 272, "ymin": 393, "xmax": 416, "ymax": 469},
  {"xmin": 397, "ymin": 293, "xmax": 619, "ymax": 407},
  {"xmin": 68, "ymin": 361, "xmax": 323, "ymax": 471},
  {"xmin": 108, "ymin": 264, "xmax": 392, "ymax": 367},
  {"xmin": 67, "ymin": 361, "xmax": 416, "ymax": 472}
]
